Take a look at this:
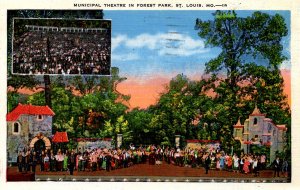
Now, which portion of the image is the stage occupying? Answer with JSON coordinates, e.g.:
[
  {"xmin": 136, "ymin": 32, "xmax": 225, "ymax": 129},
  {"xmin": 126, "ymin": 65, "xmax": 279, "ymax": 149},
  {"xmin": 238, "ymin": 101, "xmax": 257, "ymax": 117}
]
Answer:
[{"xmin": 7, "ymin": 163, "xmax": 290, "ymax": 182}]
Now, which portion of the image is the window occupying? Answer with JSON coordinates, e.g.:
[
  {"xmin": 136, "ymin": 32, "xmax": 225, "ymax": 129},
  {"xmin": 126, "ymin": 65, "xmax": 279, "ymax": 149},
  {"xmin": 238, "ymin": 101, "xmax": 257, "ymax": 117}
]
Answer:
[
  {"xmin": 253, "ymin": 118, "xmax": 258, "ymax": 125},
  {"xmin": 13, "ymin": 122, "xmax": 20, "ymax": 135},
  {"xmin": 37, "ymin": 115, "xmax": 43, "ymax": 120},
  {"xmin": 268, "ymin": 124, "xmax": 272, "ymax": 133},
  {"xmin": 234, "ymin": 129, "xmax": 238, "ymax": 137}
]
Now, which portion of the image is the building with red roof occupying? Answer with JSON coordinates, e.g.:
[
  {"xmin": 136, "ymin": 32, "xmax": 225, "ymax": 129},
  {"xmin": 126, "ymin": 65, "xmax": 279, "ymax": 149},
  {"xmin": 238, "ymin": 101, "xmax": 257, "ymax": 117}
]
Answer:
[
  {"xmin": 7, "ymin": 103, "xmax": 55, "ymax": 163},
  {"xmin": 7, "ymin": 103, "xmax": 54, "ymax": 121},
  {"xmin": 233, "ymin": 105, "xmax": 287, "ymax": 162}
]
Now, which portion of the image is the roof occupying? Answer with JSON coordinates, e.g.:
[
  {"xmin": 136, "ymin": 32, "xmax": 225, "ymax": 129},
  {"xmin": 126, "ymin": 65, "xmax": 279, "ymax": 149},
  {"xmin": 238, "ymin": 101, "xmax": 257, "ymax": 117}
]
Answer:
[
  {"xmin": 7, "ymin": 103, "xmax": 55, "ymax": 121},
  {"xmin": 52, "ymin": 132, "xmax": 69, "ymax": 143},
  {"xmin": 250, "ymin": 105, "xmax": 266, "ymax": 116},
  {"xmin": 233, "ymin": 118, "xmax": 243, "ymax": 128},
  {"xmin": 263, "ymin": 118, "xmax": 272, "ymax": 121},
  {"xmin": 234, "ymin": 126, "xmax": 244, "ymax": 129},
  {"xmin": 277, "ymin": 125, "xmax": 287, "ymax": 131}
]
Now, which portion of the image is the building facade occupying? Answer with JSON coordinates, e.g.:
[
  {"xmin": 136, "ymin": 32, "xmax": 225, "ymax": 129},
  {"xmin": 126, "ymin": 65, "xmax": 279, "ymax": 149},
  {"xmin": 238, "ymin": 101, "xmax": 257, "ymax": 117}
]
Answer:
[
  {"xmin": 6, "ymin": 103, "xmax": 55, "ymax": 163},
  {"xmin": 233, "ymin": 106, "xmax": 287, "ymax": 162}
]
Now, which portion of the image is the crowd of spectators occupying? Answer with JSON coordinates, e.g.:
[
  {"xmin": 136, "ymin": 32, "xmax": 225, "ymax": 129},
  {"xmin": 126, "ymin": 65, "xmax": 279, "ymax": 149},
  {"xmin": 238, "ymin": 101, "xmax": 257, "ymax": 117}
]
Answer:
[
  {"xmin": 13, "ymin": 29, "xmax": 111, "ymax": 75},
  {"xmin": 16, "ymin": 144, "xmax": 289, "ymax": 177}
]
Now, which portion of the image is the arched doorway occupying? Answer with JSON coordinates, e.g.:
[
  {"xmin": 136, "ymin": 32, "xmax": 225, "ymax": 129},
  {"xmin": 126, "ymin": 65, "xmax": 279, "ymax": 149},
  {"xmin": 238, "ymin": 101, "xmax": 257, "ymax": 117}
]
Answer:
[
  {"xmin": 29, "ymin": 136, "xmax": 51, "ymax": 163},
  {"xmin": 34, "ymin": 139, "xmax": 45, "ymax": 161},
  {"xmin": 29, "ymin": 135, "xmax": 51, "ymax": 151},
  {"xmin": 34, "ymin": 139, "xmax": 46, "ymax": 152}
]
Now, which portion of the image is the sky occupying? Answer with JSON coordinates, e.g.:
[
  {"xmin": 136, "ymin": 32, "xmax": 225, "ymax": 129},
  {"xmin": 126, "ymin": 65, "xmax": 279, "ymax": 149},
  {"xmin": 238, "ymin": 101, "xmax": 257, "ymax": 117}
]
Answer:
[{"xmin": 104, "ymin": 10, "xmax": 291, "ymax": 109}]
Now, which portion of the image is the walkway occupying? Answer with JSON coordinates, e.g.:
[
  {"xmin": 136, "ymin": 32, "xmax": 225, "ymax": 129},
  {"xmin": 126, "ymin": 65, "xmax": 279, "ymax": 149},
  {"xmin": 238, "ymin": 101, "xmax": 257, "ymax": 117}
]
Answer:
[{"xmin": 7, "ymin": 163, "xmax": 290, "ymax": 182}]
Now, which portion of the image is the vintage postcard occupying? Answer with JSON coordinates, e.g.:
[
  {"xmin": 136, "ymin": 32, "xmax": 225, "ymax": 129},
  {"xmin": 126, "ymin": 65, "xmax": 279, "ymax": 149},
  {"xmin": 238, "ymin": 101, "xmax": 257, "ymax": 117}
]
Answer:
[{"xmin": 1, "ymin": 0, "xmax": 299, "ymax": 190}]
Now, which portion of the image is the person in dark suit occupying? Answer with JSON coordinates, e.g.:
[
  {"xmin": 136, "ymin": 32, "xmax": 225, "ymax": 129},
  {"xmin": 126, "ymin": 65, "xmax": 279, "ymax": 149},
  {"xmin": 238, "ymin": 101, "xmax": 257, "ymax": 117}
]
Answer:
[
  {"xmin": 68, "ymin": 151, "xmax": 76, "ymax": 175},
  {"xmin": 273, "ymin": 157, "xmax": 281, "ymax": 177},
  {"xmin": 24, "ymin": 150, "xmax": 31, "ymax": 172},
  {"xmin": 31, "ymin": 151, "xmax": 38, "ymax": 173},
  {"xmin": 149, "ymin": 150, "xmax": 156, "ymax": 165},
  {"xmin": 17, "ymin": 151, "xmax": 23, "ymax": 172},
  {"xmin": 105, "ymin": 153, "xmax": 112, "ymax": 172},
  {"xmin": 204, "ymin": 152, "xmax": 211, "ymax": 174}
]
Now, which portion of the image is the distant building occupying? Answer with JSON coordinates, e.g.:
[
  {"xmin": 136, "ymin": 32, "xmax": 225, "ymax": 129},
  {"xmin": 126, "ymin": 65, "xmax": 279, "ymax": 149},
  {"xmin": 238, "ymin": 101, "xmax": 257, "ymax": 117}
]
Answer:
[
  {"xmin": 6, "ymin": 103, "xmax": 55, "ymax": 163},
  {"xmin": 233, "ymin": 106, "xmax": 287, "ymax": 161}
]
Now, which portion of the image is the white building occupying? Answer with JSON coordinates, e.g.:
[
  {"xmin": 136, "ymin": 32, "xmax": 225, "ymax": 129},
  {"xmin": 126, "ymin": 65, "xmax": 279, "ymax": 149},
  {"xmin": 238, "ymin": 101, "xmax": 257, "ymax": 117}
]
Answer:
[{"xmin": 233, "ymin": 106, "xmax": 287, "ymax": 162}]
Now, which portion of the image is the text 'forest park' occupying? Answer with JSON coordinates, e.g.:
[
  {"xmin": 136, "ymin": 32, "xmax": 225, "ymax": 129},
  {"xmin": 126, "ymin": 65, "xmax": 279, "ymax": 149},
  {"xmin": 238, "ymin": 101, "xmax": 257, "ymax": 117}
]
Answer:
[
  {"xmin": 102, "ymin": 4, "xmax": 207, "ymax": 8},
  {"xmin": 103, "ymin": 4, "xmax": 173, "ymax": 7}
]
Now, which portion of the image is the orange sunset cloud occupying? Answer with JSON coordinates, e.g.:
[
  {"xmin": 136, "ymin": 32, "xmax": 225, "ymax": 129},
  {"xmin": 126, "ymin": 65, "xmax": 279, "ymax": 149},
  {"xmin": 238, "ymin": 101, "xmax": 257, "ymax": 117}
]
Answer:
[
  {"xmin": 117, "ymin": 70, "xmax": 291, "ymax": 110},
  {"xmin": 116, "ymin": 77, "xmax": 170, "ymax": 109},
  {"xmin": 281, "ymin": 69, "xmax": 291, "ymax": 106}
]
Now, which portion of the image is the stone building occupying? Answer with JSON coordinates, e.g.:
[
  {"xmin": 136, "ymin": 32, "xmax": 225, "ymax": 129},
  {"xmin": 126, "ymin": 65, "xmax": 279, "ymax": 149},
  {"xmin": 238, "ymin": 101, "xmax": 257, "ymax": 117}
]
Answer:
[
  {"xmin": 233, "ymin": 106, "xmax": 287, "ymax": 162},
  {"xmin": 6, "ymin": 103, "xmax": 55, "ymax": 163}
]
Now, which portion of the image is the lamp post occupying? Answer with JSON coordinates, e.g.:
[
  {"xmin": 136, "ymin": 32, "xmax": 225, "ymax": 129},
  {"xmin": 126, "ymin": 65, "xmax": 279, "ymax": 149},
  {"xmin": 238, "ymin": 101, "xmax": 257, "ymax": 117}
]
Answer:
[
  {"xmin": 117, "ymin": 134, "xmax": 123, "ymax": 148},
  {"xmin": 247, "ymin": 134, "xmax": 250, "ymax": 154},
  {"xmin": 175, "ymin": 135, "xmax": 180, "ymax": 148}
]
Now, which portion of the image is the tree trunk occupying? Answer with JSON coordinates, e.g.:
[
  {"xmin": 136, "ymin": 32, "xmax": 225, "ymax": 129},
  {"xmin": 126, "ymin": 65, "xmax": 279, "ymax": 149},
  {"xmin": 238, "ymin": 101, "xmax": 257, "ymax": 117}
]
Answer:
[{"xmin": 44, "ymin": 75, "xmax": 52, "ymax": 108}]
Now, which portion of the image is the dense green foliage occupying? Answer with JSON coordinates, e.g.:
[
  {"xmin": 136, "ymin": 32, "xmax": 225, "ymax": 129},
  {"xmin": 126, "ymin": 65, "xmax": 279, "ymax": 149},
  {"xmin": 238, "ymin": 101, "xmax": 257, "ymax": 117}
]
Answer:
[{"xmin": 25, "ymin": 68, "xmax": 129, "ymax": 140}]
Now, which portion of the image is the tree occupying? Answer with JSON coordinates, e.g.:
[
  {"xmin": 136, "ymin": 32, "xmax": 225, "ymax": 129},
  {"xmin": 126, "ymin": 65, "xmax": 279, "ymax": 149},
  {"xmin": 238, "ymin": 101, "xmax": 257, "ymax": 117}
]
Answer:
[
  {"xmin": 27, "ymin": 81, "xmax": 129, "ymax": 139},
  {"xmin": 125, "ymin": 108, "xmax": 154, "ymax": 145},
  {"xmin": 7, "ymin": 92, "xmax": 27, "ymax": 112},
  {"xmin": 147, "ymin": 74, "xmax": 211, "ymax": 146},
  {"xmin": 195, "ymin": 11, "xmax": 290, "ymax": 151},
  {"xmin": 195, "ymin": 11, "xmax": 287, "ymax": 87},
  {"xmin": 195, "ymin": 11, "xmax": 290, "ymax": 123},
  {"xmin": 27, "ymin": 86, "xmax": 75, "ymax": 134},
  {"xmin": 101, "ymin": 115, "xmax": 132, "ymax": 146},
  {"xmin": 67, "ymin": 67, "xmax": 130, "ymax": 101}
]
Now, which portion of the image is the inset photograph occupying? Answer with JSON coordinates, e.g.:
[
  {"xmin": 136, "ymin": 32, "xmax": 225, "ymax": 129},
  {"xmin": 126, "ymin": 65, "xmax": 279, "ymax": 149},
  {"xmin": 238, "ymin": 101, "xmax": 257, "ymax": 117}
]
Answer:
[{"xmin": 12, "ymin": 18, "xmax": 111, "ymax": 75}]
